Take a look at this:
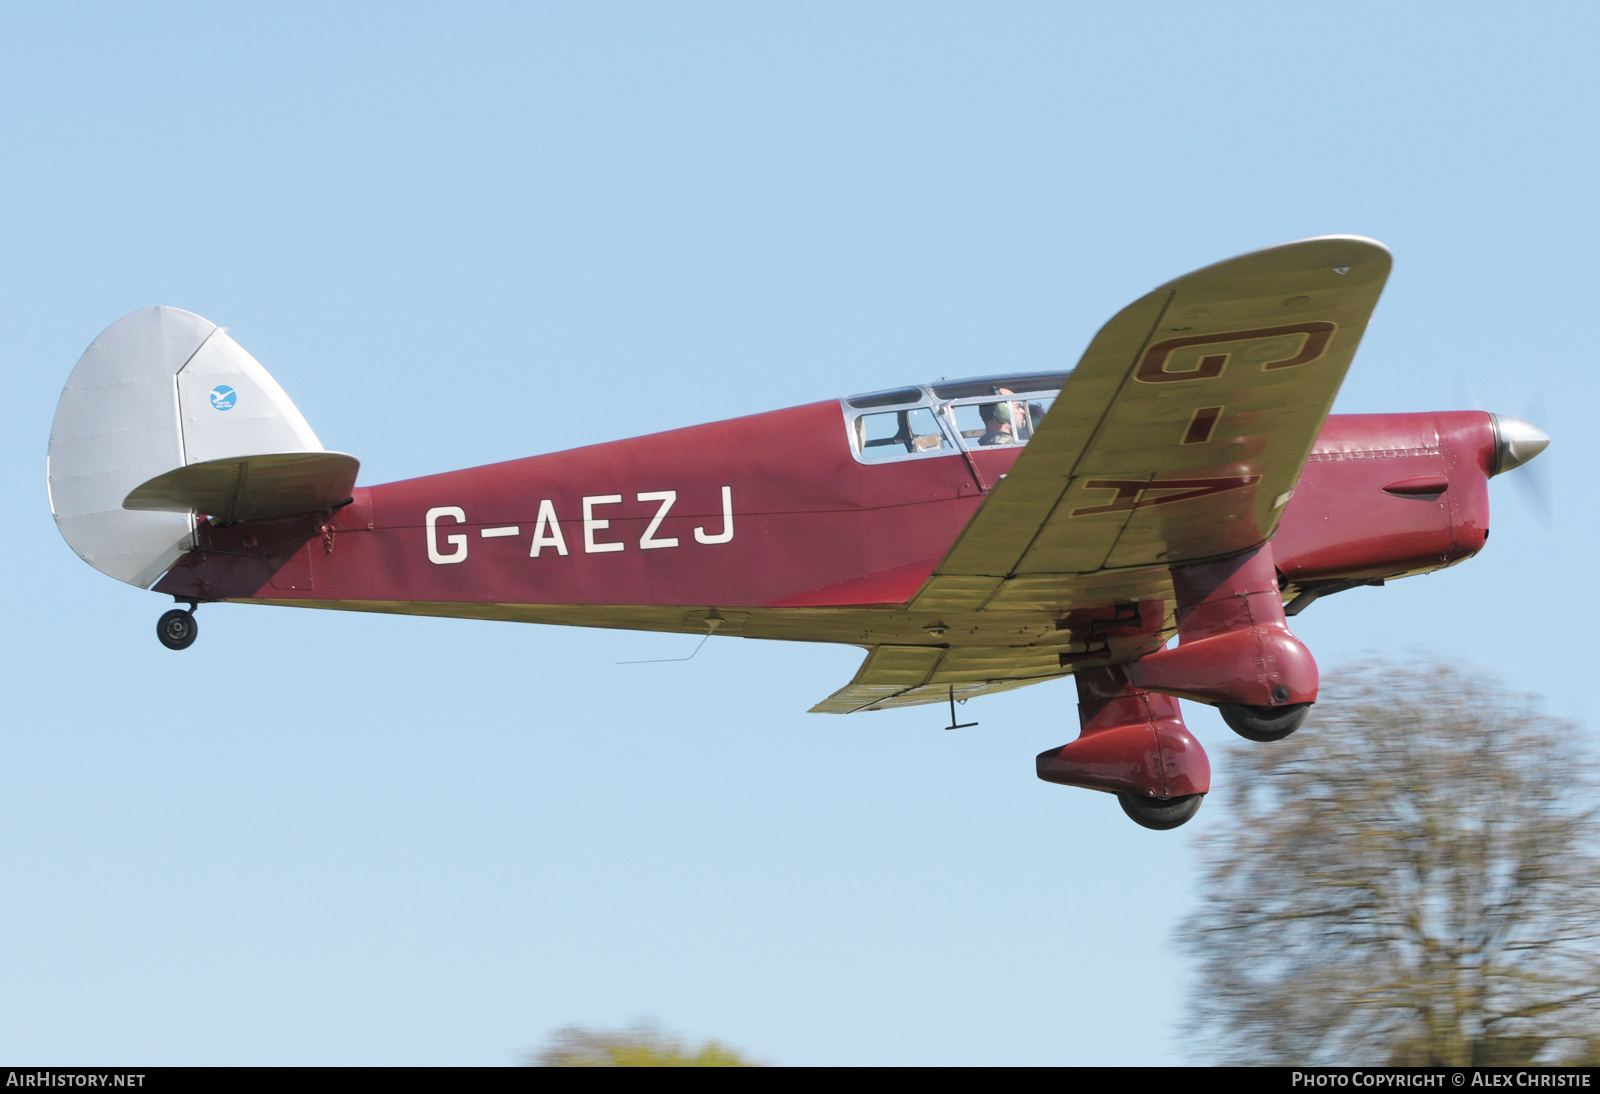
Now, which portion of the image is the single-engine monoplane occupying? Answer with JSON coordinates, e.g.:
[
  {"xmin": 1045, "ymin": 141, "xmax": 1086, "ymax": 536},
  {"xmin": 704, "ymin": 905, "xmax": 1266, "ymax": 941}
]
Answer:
[{"xmin": 48, "ymin": 236, "xmax": 1548, "ymax": 828}]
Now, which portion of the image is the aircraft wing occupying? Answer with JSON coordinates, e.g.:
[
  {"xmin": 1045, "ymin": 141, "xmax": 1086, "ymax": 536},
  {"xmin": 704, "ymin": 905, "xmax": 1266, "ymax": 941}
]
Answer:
[
  {"xmin": 808, "ymin": 646, "xmax": 1055, "ymax": 714},
  {"xmin": 913, "ymin": 235, "xmax": 1391, "ymax": 613},
  {"xmin": 812, "ymin": 236, "xmax": 1391, "ymax": 713}
]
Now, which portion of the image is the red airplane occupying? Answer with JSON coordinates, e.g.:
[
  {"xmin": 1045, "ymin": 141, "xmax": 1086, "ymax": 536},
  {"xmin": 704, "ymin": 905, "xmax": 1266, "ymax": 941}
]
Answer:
[{"xmin": 47, "ymin": 237, "xmax": 1548, "ymax": 829}]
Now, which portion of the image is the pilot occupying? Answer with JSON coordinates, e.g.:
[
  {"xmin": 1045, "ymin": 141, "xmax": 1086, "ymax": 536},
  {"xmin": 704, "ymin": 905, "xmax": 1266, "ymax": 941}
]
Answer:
[{"xmin": 978, "ymin": 389, "xmax": 1019, "ymax": 446}]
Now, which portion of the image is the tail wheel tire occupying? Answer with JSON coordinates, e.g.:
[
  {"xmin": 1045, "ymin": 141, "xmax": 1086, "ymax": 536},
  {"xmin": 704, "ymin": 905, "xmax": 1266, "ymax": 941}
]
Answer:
[
  {"xmin": 1117, "ymin": 792, "xmax": 1203, "ymax": 831},
  {"xmin": 1218, "ymin": 702, "xmax": 1310, "ymax": 742},
  {"xmin": 156, "ymin": 609, "xmax": 198, "ymax": 651}
]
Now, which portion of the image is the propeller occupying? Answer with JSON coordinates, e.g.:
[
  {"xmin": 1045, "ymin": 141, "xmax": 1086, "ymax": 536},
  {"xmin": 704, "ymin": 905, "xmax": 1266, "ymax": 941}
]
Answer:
[
  {"xmin": 1457, "ymin": 373, "xmax": 1552, "ymax": 524},
  {"xmin": 1488, "ymin": 412, "xmax": 1552, "ymax": 524}
]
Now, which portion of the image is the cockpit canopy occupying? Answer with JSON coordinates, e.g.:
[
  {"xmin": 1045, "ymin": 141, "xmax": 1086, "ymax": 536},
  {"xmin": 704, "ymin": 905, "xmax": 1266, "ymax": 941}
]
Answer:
[{"xmin": 841, "ymin": 372, "xmax": 1069, "ymax": 463}]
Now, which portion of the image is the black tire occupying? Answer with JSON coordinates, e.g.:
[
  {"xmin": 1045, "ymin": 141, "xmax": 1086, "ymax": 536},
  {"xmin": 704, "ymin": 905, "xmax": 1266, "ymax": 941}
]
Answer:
[
  {"xmin": 1218, "ymin": 702, "xmax": 1310, "ymax": 742},
  {"xmin": 156, "ymin": 609, "xmax": 197, "ymax": 651},
  {"xmin": 1117, "ymin": 792, "xmax": 1204, "ymax": 831}
]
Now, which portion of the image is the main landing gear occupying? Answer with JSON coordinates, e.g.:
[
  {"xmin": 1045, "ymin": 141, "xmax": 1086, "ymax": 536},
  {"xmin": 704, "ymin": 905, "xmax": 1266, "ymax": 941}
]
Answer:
[
  {"xmin": 1218, "ymin": 702, "xmax": 1310, "ymax": 742},
  {"xmin": 1118, "ymin": 792, "xmax": 1204, "ymax": 831},
  {"xmin": 1037, "ymin": 663, "xmax": 1213, "ymax": 831},
  {"xmin": 156, "ymin": 604, "xmax": 198, "ymax": 650}
]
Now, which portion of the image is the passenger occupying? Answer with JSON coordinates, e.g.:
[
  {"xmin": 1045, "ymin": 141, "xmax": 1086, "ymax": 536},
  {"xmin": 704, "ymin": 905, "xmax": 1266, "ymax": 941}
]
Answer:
[{"xmin": 1018, "ymin": 401, "xmax": 1046, "ymax": 441}]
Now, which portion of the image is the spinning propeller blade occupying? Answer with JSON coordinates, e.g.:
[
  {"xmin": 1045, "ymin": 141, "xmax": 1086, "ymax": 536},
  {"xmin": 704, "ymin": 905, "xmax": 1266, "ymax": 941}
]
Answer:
[{"xmin": 1490, "ymin": 412, "xmax": 1552, "ymax": 524}]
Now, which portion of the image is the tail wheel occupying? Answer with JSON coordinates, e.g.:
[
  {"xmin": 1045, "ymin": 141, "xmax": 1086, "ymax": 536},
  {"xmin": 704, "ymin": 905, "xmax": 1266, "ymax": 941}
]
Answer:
[
  {"xmin": 156, "ymin": 609, "xmax": 198, "ymax": 651},
  {"xmin": 1218, "ymin": 702, "xmax": 1310, "ymax": 742},
  {"xmin": 1117, "ymin": 792, "xmax": 1203, "ymax": 831}
]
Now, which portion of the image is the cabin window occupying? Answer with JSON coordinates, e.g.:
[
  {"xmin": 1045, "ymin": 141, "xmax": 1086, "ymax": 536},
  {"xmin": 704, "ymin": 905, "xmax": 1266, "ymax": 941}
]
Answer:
[
  {"xmin": 846, "ymin": 387, "xmax": 924, "ymax": 409},
  {"xmin": 949, "ymin": 394, "xmax": 1056, "ymax": 448},
  {"xmin": 930, "ymin": 373, "xmax": 1070, "ymax": 401},
  {"xmin": 852, "ymin": 406, "xmax": 954, "ymax": 461},
  {"xmin": 841, "ymin": 372, "xmax": 1067, "ymax": 464}
]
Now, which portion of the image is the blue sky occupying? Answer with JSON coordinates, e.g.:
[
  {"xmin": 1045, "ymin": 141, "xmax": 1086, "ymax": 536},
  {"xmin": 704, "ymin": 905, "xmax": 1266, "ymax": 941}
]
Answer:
[{"xmin": 2, "ymin": 2, "xmax": 1594, "ymax": 1065}]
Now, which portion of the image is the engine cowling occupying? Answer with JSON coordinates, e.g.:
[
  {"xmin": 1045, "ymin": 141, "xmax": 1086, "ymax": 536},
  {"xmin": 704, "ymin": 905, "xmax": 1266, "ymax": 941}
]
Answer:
[{"xmin": 1273, "ymin": 411, "xmax": 1509, "ymax": 587}]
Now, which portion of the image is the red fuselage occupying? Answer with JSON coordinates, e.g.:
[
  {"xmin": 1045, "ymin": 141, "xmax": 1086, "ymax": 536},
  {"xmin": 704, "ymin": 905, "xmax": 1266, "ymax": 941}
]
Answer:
[{"xmin": 154, "ymin": 405, "xmax": 1496, "ymax": 641}]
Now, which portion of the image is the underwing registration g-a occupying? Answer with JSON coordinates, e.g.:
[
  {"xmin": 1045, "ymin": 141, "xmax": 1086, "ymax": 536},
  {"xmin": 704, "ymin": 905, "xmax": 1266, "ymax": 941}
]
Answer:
[{"xmin": 48, "ymin": 237, "xmax": 1549, "ymax": 830}]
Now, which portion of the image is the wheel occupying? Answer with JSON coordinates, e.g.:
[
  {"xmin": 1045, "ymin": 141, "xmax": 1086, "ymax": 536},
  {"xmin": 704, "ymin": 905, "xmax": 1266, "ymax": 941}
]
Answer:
[
  {"xmin": 1218, "ymin": 702, "xmax": 1310, "ymax": 742},
  {"xmin": 156, "ymin": 609, "xmax": 198, "ymax": 650},
  {"xmin": 1118, "ymin": 792, "xmax": 1203, "ymax": 831}
]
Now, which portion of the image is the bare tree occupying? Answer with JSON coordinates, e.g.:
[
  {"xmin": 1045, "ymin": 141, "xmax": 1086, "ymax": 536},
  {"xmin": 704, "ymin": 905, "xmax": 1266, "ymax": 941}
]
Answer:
[{"xmin": 1183, "ymin": 661, "xmax": 1600, "ymax": 1065}]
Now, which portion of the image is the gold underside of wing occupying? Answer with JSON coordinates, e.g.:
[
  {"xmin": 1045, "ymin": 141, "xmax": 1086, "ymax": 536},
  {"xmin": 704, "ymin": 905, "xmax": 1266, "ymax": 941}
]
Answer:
[{"xmin": 924, "ymin": 236, "xmax": 1392, "ymax": 589}]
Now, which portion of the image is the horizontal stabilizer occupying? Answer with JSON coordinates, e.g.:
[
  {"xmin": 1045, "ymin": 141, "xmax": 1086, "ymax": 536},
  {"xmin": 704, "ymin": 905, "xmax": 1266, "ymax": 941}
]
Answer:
[{"xmin": 124, "ymin": 452, "xmax": 360, "ymax": 523}]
